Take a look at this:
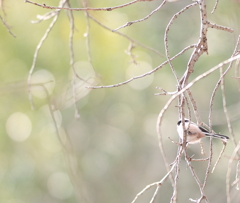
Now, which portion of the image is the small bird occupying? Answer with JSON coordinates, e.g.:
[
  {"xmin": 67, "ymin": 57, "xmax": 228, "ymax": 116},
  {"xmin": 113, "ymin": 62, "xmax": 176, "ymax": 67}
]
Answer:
[{"xmin": 177, "ymin": 118, "xmax": 229, "ymax": 144}]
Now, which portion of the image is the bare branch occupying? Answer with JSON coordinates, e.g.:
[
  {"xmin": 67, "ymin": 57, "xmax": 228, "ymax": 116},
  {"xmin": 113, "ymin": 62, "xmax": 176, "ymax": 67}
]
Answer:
[
  {"xmin": 67, "ymin": 1, "xmax": 80, "ymax": 119},
  {"xmin": 207, "ymin": 22, "xmax": 233, "ymax": 33},
  {"xmin": 25, "ymin": 0, "xmax": 140, "ymax": 11},
  {"xmin": 27, "ymin": 0, "xmax": 70, "ymax": 110},
  {"xmin": 0, "ymin": 14, "xmax": 16, "ymax": 37},
  {"xmin": 164, "ymin": 2, "xmax": 198, "ymax": 84},
  {"xmin": 209, "ymin": 35, "xmax": 240, "ymax": 147},
  {"xmin": 185, "ymin": 151, "xmax": 209, "ymax": 202},
  {"xmin": 155, "ymin": 87, "xmax": 177, "ymax": 96},
  {"xmin": 27, "ymin": 4, "xmax": 62, "ymax": 109},
  {"xmin": 86, "ymin": 44, "xmax": 195, "ymax": 89},
  {"xmin": 113, "ymin": 0, "xmax": 167, "ymax": 31},
  {"xmin": 82, "ymin": 0, "xmax": 94, "ymax": 67},
  {"xmin": 200, "ymin": 141, "xmax": 206, "ymax": 155},
  {"xmin": 157, "ymin": 55, "xmax": 240, "ymax": 186},
  {"xmin": 131, "ymin": 162, "xmax": 177, "ymax": 203},
  {"xmin": 88, "ymin": 14, "xmax": 164, "ymax": 57},
  {"xmin": 180, "ymin": 0, "xmax": 209, "ymax": 87},
  {"xmin": 170, "ymin": 146, "xmax": 183, "ymax": 203},
  {"xmin": 161, "ymin": 54, "xmax": 240, "ymax": 122},
  {"xmin": 226, "ymin": 141, "xmax": 240, "ymax": 203},
  {"xmin": 125, "ymin": 42, "xmax": 138, "ymax": 65},
  {"xmin": 187, "ymin": 89, "xmax": 201, "ymax": 125},
  {"xmin": 30, "ymin": 10, "xmax": 58, "ymax": 23},
  {"xmin": 150, "ymin": 185, "xmax": 160, "ymax": 203},
  {"xmin": 233, "ymin": 160, "xmax": 240, "ymax": 190},
  {"xmin": 211, "ymin": 0, "xmax": 219, "ymax": 14},
  {"xmin": 30, "ymin": 82, "xmax": 67, "ymax": 148},
  {"xmin": 20, "ymin": 0, "xmax": 239, "ymax": 201},
  {"xmin": 211, "ymin": 141, "xmax": 227, "ymax": 173},
  {"xmin": 234, "ymin": 57, "xmax": 240, "ymax": 91}
]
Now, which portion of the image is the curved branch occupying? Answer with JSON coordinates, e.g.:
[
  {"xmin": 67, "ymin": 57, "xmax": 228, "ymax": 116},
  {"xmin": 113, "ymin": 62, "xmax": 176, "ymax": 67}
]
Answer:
[
  {"xmin": 86, "ymin": 45, "xmax": 195, "ymax": 89},
  {"xmin": 25, "ymin": 0, "xmax": 140, "ymax": 11}
]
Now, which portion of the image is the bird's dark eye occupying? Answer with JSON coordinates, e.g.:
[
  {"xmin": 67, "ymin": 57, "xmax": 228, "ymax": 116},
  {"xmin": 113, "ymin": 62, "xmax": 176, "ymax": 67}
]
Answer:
[
  {"xmin": 185, "ymin": 119, "xmax": 189, "ymax": 122},
  {"xmin": 177, "ymin": 120, "xmax": 181, "ymax": 125}
]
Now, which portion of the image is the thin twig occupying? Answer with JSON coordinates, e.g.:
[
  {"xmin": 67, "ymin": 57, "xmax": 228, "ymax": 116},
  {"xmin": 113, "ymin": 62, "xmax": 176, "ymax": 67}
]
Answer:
[
  {"xmin": 211, "ymin": 141, "xmax": 227, "ymax": 173},
  {"xmin": 202, "ymin": 137, "xmax": 213, "ymax": 195},
  {"xmin": 125, "ymin": 42, "xmax": 138, "ymax": 65},
  {"xmin": 177, "ymin": 0, "xmax": 209, "ymax": 136},
  {"xmin": 180, "ymin": 0, "xmax": 209, "ymax": 88},
  {"xmin": 150, "ymin": 185, "xmax": 160, "ymax": 203},
  {"xmin": 30, "ymin": 10, "xmax": 58, "ymax": 23},
  {"xmin": 0, "ymin": 0, "xmax": 6, "ymax": 16},
  {"xmin": 207, "ymin": 22, "xmax": 233, "ymax": 33},
  {"xmin": 226, "ymin": 141, "xmax": 240, "ymax": 203},
  {"xmin": 233, "ymin": 160, "xmax": 240, "ymax": 190},
  {"xmin": 164, "ymin": 2, "xmax": 198, "ymax": 84},
  {"xmin": 131, "ymin": 162, "xmax": 177, "ymax": 203},
  {"xmin": 170, "ymin": 146, "xmax": 183, "ymax": 203},
  {"xmin": 191, "ymin": 158, "xmax": 210, "ymax": 162},
  {"xmin": 155, "ymin": 87, "xmax": 178, "ymax": 96},
  {"xmin": 234, "ymin": 57, "xmax": 240, "ymax": 91},
  {"xmin": 157, "ymin": 56, "xmax": 240, "ymax": 197},
  {"xmin": 185, "ymin": 151, "xmax": 209, "ymax": 202},
  {"xmin": 0, "ymin": 14, "xmax": 16, "ymax": 37},
  {"xmin": 86, "ymin": 44, "xmax": 195, "ymax": 89},
  {"xmin": 187, "ymin": 89, "xmax": 201, "ymax": 126},
  {"xmin": 32, "ymin": 81, "xmax": 88, "ymax": 202},
  {"xmin": 209, "ymin": 36, "xmax": 240, "ymax": 149},
  {"xmin": 158, "ymin": 55, "xmax": 240, "ymax": 139},
  {"xmin": 30, "ymin": 82, "xmax": 67, "ymax": 148},
  {"xmin": 67, "ymin": 1, "xmax": 80, "ymax": 118},
  {"xmin": 25, "ymin": 0, "xmax": 140, "ymax": 11},
  {"xmin": 113, "ymin": 0, "xmax": 167, "ymax": 31},
  {"xmin": 211, "ymin": 0, "xmax": 219, "ymax": 14},
  {"xmin": 199, "ymin": 141, "xmax": 206, "ymax": 155},
  {"xmin": 82, "ymin": 0, "xmax": 94, "ymax": 68},
  {"xmin": 88, "ymin": 14, "xmax": 164, "ymax": 57},
  {"xmin": 27, "ymin": 0, "xmax": 67, "ymax": 109}
]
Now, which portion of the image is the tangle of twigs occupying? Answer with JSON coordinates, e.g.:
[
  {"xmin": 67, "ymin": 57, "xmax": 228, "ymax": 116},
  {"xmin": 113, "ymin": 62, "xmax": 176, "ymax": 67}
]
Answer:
[{"xmin": 24, "ymin": 0, "xmax": 240, "ymax": 202}]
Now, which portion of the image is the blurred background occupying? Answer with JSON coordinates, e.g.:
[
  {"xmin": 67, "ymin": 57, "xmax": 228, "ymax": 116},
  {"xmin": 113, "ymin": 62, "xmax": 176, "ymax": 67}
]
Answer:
[{"xmin": 1, "ymin": 0, "xmax": 240, "ymax": 202}]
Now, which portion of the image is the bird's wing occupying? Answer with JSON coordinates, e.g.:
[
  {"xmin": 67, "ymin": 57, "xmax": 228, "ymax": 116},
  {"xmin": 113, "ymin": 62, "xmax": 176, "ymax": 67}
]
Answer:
[
  {"xmin": 188, "ymin": 130, "xmax": 197, "ymax": 135},
  {"xmin": 198, "ymin": 126, "xmax": 210, "ymax": 133}
]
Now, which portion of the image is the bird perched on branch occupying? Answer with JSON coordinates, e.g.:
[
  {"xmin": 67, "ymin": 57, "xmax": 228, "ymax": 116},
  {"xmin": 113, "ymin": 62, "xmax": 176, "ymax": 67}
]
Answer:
[{"xmin": 177, "ymin": 118, "xmax": 229, "ymax": 144}]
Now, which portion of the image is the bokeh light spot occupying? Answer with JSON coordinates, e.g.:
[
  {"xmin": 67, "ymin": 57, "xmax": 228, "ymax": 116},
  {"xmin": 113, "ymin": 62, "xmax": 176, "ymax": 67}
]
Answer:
[
  {"xmin": 31, "ymin": 69, "xmax": 55, "ymax": 99},
  {"xmin": 126, "ymin": 61, "xmax": 154, "ymax": 90},
  {"xmin": 47, "ymin": 172, "xmax": 73, "ymax": 199},
  {"xmin": 102, "ymin": 11, "xmax": 128, "ymax": 29},
  {"xmin": 6, "ymin": 112, "xmax": 32, "ymax": 142},
  {"xmin": 65, "ymin": 61, "xmax": 95, "ymax": 108}
]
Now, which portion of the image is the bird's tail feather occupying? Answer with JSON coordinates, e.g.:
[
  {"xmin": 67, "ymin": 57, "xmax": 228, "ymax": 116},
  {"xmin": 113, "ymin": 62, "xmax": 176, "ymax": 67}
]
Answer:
[{"xmin": 205, "ymin": 133, "xmax": 229, "ymax": 141}]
